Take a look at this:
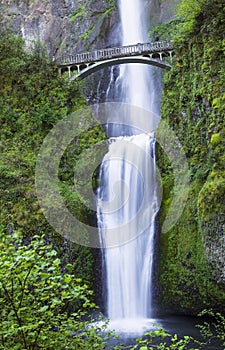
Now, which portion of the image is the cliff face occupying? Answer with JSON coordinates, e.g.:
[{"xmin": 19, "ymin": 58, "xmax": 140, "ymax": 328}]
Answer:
[
  {"xmin": 0, "ymin": 0, "xmax": 178, "ymax": 58},
  {"xmin": 0, "ymin": 0, "xmax": 119, "ymax": 57}
]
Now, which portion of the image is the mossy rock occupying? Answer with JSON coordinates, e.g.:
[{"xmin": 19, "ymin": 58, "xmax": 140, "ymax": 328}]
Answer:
[
  {"xmin": 210, "ymin": 133, "xmax": 222, "ymax": 147},
  {"xmin": 197, "ymin": 175, "xmax": 225, "ymax": 285},
  {"xmin": 198, "ymin": 175, "xmax": 225, "ymax": 222}
]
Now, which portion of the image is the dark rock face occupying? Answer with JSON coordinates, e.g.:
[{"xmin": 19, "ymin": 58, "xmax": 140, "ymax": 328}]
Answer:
[
  {"xmin": 0, "ymin": 0, "xmax": 120, "ymax": 58},
  {"xmin": 198, "ymin": 178, "xmax": 225, "ymax": 286},
  {"xmin": 0, "ymin": 0, "xmax": 178, "ymax": 59}
]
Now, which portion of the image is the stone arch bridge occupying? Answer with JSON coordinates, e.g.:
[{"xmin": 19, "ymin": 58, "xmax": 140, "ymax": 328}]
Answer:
[{"xmin": 56, "ymin": 40, "xmax": 174, "ymax": 80}]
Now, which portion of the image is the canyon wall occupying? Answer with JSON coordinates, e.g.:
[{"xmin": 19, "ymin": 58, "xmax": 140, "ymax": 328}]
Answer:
[{"xmin": 0, "ymin": 0, "xmax": 178, "ymax": 57}]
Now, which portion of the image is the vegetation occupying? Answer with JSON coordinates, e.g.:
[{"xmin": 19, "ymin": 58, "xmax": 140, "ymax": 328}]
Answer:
[
  {"xmin": 0, "ymin": 30, "xmax": 105, "ymax": 238},
  {"xmin": 0, "ymin": 27, "xmax": 111, "ymax": 348},
  {"xmin": 1, "ymin": 0, "xmax": 225, "ymax": 347},
  {"xmin": 155, "ymin": 0, "xmax": 225, "ymax": 312},
  {"xmin": 132, "ymin": 329, "xmax": 193, "ymax": 350},
  {"xmin": 0, "ymin": 30, "xmax": 85, "ymax": 233},
  {"xmin": 0, "ymin": 227, "xmax": 107, "ymax": 349},
  {"xmin": 130, "ymin": 310, "xmax": 225, "ymax": 349}
]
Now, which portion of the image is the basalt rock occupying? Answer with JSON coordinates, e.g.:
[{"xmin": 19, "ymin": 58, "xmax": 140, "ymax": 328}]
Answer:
[
  {"xmin": 0, "ymin": 0, "xmax": 178, "ymax": 58},
  {"xmin": 0, "ymin": 0, "xmax": 119, "ymax": 58}
]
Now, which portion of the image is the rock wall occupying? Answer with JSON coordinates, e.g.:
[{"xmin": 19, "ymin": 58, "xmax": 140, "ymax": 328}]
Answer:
[
  {"xmin": 0, "ymin": 0, "xmax": 179, "ymax": 59},
  {"xmin": 0, "ymin": 0, "xmax": 119, "ymax": 58}
]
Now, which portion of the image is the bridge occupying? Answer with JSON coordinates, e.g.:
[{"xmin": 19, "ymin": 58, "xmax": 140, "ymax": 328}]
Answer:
[{"xmin": 56, "ymin": 40, "xmax": 174, "ymax": 80}]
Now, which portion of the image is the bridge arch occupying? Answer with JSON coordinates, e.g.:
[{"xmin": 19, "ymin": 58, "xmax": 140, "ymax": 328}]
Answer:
[
  {"xmin": 57, "ymin": 41, "xmax": 174, "ymax": 80},
  {"xmin": 69, "ymin": 56, "xmax": 171, "ymax": 80}
]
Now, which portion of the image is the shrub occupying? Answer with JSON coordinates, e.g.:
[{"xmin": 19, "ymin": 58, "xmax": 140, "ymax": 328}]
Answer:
[{"xmin": 0, "ymin": 227, "xmax": 105, "ymax": 349}]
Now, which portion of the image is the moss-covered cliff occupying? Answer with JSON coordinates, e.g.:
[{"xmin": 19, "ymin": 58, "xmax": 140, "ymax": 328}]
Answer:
[
  {"xmin": 0, "ymin": 30, "xmax": 107, "ymax": 295},
  {"xmin": 158, "ymin": 0, "xmax": 225, "ymax": 313}
]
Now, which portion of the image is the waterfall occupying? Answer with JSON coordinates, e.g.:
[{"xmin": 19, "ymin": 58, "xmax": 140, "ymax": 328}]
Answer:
[{"xmin": 97, "ymin": 0, "xmax": 161, "ymax": 334}]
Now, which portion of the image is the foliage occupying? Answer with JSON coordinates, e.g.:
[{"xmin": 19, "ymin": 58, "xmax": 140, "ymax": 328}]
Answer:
[
  {"xmin": 150, "ymin": 0, "xmax": 225, "ymax": 45},
  {"xmin": 173, "ymin": 0, "xmax": 205, "ymax": 39},
  {"xmin": 210, "ymin": 133, "xmax": 221, "ymax": 147},
  {"xmin": 0, "ymin": 29, "xmax": 105, "ymax": 290},
  {"xmin": 127, "ymin": 311, "xmax": 225, "ymax": 349},
  {"xmin": 0, "ymin": 227, "xmax": 106, "ymax": 349},
  {"xmin": 198, "ymin": 174, "xmax": 225, "ymax": 221},
  {"xmin": 158, "ymin": 0, "xmax": 225, "ymax": 312},
  {"xmin": 131, "ymin": 328, "xmax": 194, "ymax": 350},
  {"xmin": 197, "ymin": 310, "xmax": 225, "ymax": 348},
  {"xmin": 149, "ymin": 18, "xmax": 181, "ymax": 41}
]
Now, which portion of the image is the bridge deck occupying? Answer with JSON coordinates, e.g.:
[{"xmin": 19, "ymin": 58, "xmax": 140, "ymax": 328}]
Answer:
[{"xmin": 56, "ymin": 40, "xmax": 174, "ymax": 67}]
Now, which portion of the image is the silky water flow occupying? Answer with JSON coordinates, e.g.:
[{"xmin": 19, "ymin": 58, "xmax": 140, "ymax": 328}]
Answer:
[{"xmin": 96, "ymin": 0, "xmax": 161, "ymax": 335}]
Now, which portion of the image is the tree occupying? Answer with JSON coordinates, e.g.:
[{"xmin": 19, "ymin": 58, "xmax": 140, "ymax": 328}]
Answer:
[{"xmin": 0, "ymin": 227, "xmax": 105, "ymax": 349}]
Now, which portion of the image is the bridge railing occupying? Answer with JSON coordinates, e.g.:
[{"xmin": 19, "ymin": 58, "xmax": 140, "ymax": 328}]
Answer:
[{"xmin": 56, "ymin": 40, "xmax": 174, "ymax": 66}]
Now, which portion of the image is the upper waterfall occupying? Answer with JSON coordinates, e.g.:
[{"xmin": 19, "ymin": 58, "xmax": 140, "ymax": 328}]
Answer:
[{"xmin": 117, "ymin": 0, "xmax": 161, "ymax": 124}]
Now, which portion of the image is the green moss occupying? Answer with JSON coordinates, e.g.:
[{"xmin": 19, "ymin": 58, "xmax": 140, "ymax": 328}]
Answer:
[
  {"xmin": 158, "ymin": 0, "xmax": 225, "ymax": 313},
  {"xmin": 198, "ymin": 176, "xmax": 225, "ymax": 219},
  {"xmin": 158, "ymin": 182, "xmax": 225, "ymax": 313},
  {"xmin": 0, "ymin": 30, "xmax": 101, "ymax": 292},
  {"xmin": 210, "ymin": 133, "xmax": 221, "ymax": 147},
  {"xmin": 70, "ymin": 5, "xmax": 86, "ymax": 22}
]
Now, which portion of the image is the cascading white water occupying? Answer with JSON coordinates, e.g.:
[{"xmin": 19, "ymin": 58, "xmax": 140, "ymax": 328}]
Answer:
[{"xmin": 97, "ymin": 0, "xmax": 161, "ymax": 334}]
